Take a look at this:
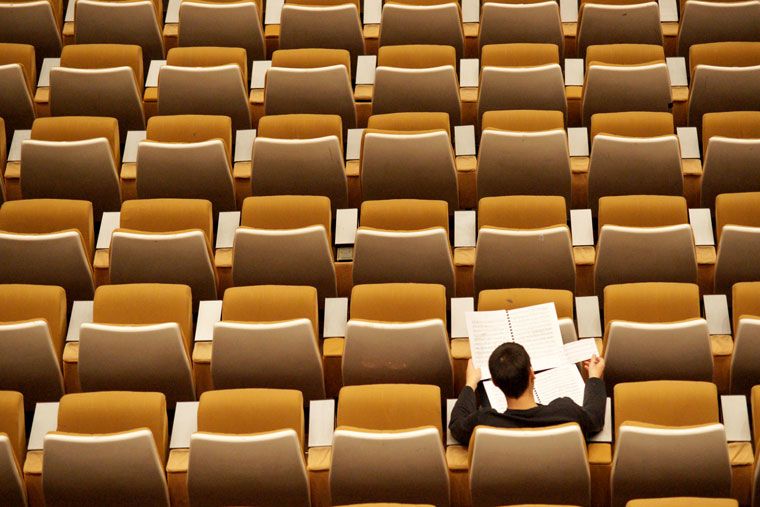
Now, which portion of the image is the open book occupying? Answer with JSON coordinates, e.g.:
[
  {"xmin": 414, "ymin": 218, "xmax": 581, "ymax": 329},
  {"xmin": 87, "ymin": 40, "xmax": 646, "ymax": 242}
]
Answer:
[
  {"xmin": 483, "ymin": 363, "xmax": 587, "ymax": 412},
  {"xmin": 465, "ymin": 303, "xmax": 566, "ymax": 378}
]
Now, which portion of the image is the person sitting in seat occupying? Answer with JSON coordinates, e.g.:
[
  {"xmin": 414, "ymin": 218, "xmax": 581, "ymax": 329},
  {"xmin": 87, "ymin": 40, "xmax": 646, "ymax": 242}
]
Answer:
[{"xmin": 449, "ymin": 342, "xmax": 606, "ymax": 445}]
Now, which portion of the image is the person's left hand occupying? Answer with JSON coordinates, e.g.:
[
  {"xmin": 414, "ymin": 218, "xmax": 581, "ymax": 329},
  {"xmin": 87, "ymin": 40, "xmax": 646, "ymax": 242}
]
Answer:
[{"xmin": 466, "ymin": 359, "xmax": 482, "ymax": 389}]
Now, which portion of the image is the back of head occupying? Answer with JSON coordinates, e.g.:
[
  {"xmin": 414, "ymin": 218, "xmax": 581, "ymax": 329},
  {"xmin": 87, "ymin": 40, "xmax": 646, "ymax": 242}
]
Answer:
[{"xmin": 489, "ymin": 342, "xmax": 532, "ymax": 398}]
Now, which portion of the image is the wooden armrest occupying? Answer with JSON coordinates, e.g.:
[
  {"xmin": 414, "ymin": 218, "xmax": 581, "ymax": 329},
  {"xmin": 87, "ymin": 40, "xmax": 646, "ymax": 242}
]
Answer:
[
  {"xmin": 571, "ymin": 157, "xmax": 589, "ymax": 174},
  {"xmin": 672, "ymin": 86, "xmax": 689, "ymax": 102},
  {"xmin": 363, "ymin": 25, "xmax": 379, "ymax": 38},
  {"xmin": 192, "ymin": 341, "xmax": 213, "ymax": 365},
  {"xmin": 233, "ymin": 161, "xmax": 252, "ymax": 179},
  {"xmin": 94, "ymin": 249, "xmax": 110, "ymax": 269},
  {"xmin": 354, "ymin": 84, "xmax": 372, "ymax": 102},
  {"xmin": 4, "ymin": 161, "xmax": 19, "ymax": 179},
  {"xmin": 451, "ymin": 338, "xmax": 471, "ymax": 360},
  {"xmin": 574, "ymin": 246, "xmax": 595, "ymax": 266},
  {"xmin": 454, "ymin": 247, "xmax": 475, "ymax": 268},
  {"xmin": 214, "ymin": 248, "xmax": 233, "ymax": 269},
  {"xmin": 710, "ymin": 335, "xmax": 733, "ymax": 357},
  {"xmin": 588, "ymin": 443, "xmax": 612, "ymax": 464},
  {"xmin": 307, "ymin": 446, "xmax": 332, "ymax": 472},
  {"xmin": 167, "ymin": 448, "xmax": 189, "ymax": 474},
  {"xmin": 455, "ymin": 156, "xmax": 476, "ymax": 173},
  {"xmin": 120, "ymin": 162, "xmax": 136, "ymax": 181},
  {"xmin": 144, "ymin": 88, "xmax": 158, "ymax": 103},
  {"xmin": 729, "ymin": 442, "xmax": 753, "ymax": 466},
  {"xmin": 34, "ymin": 88, "xmax": 49, "ymax": 105},
  {"xmin": 446, "ymin": 445, "xmax": 469, "ymax": 471},
  {"xmin": 682, "ymin": 158, "xmax": 703, "ymax": 177},
  {"xmin": 696, "ymin": 245, "xmax": 716, "ymax": 265},
  {"xmin": 323, "ymin": 337, "xmax": 344, "ymax": 358},
  {"xmin": 250, "ymin": 89, "xmax": 264, "ymax": 105}
]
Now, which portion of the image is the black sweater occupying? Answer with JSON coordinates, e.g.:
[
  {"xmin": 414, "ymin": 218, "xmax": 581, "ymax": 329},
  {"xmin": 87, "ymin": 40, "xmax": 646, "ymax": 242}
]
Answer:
[{"xmin": 449, "ymin": 378, "xmax": 607, "ymax": 445}]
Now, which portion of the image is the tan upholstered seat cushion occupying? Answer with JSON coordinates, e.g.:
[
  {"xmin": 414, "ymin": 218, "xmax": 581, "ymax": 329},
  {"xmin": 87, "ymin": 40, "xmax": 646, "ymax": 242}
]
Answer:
[
  {"xmin": 603, "ymin": 282, "xmax": 700, "ymax": 327},
  {"xmin": 481, "ymin": 110, "xmax": 565, "ymax": 132},
  {"xmin": 360, "ymin": 199, "xmax": 449, "ymax": 234},
  {"xmin": 0, "ymin": 43, "xmax": 36, "ymax": 93},
  {"xmin": 60, "ymin": 43, "xmax": 144, "ymax": 90},
  {"xmin": 258, "ymin": 114, "xmax": 344, "ymax": 151},
  {"xmin": 222, "ymin": 285, "xmax": 319, "ymax": 338},
  {"xmin": 196, "ymin": 388, "xmax": 304, "ymax": 448},
  {"xmin": 732, "ymin": 282, "xmax": 760, "ymax": 334},
  {"xmin": 377, "ymin": 45, "xmax": 456, "ymax": 69},
  {"xmin": 350, "ymin": 283, "xmax": 447, "ymax": 323},
  {"xmin": 586, "ymin": 43, "xmax": 665, "ymax": 68},
  {"xmin": 119, "ymin": 198, "xmax": 214, "ymax": 250},
  {"xmin": 286, "ymin": 0, "xmax": 359, "ymax": 8},
  {"xmin": 702, "ymin": 111, "xmax": 760, "ymax": 149},
  {"xmin": 240, "ymin": 195, "xmax": 332, "ymax": 243},
  {"xmin": 478, "ymin": 195, "xmax": 566, "ymax": 230},
  {"xmin": 627, "ymin": 498, "xmax": 738, "ymax": 507},
  {"xmin": 146, "ymin": 115, "xmax": 232, "ymax": 165},
  {"xmin": 93, "ymin": 283, "xmax": 194, "ymax": 354},
  {"xmin": 597, "ymin": 195, "xmax": 688, "ymax": 231},
  {"xmin": 715, "ymin": 192, "xmax": 760, "ymax": 241},
  {"xmin": 590, "ymin": 111, "xmax": 674, "ymax": 141},
  {"xmin": 337, "ymin": 384, "xmax": 442, "ymax": 434},
  {"xmin": 0, "ymin": 284, "xmax": 67, "ymax": 355},
  {"xmin": 367, "ymin": 112, "xmax": 451, "ymax": 137},
  {"xmin": 613, "ymin": 381, "xmax": 719, "ymax": 440},
  {"xmin": 31, "ymin": 116, "xmax": 121, "ymax": 165},
  {"xmin": 272, "ymin": 48, "xmax": 351, "ymax": 74},
  {"xmin": 57, "ymin": 391, "xmax": 168, "ymax": 462},
  {"xmin": 0, "ymin": 391, "xmax": 24, "ymax": 464},
  {"xmin": 481, "ymin": 43, "xmax": 560, "ymax": 67},
  {"xmin": 478, "ymin": 288, "xmax": 574, "ymax": 320},
  {"xmin": 689, "ymin": 42, "xmax": 760, "ymax": 78},
  {"xmin": 166, "ymin": 46, "xmax": 248, "ymax": 84},
  {"xmin": 0, "ymin": 199, "xmax": 94, "ymax": 259}
]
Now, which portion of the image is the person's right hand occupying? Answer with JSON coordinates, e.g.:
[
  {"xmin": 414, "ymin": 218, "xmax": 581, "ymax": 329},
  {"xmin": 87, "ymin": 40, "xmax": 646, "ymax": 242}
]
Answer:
[{"xmin": 584, "ymin": 355, "xmax": 605, "ymax": 379}]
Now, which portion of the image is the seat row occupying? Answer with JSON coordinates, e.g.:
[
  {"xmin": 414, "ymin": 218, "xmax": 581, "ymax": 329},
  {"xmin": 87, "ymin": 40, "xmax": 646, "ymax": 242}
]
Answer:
[{"xmin": 0, "ymin": 381, "xmax": 758, "ymax": 506}]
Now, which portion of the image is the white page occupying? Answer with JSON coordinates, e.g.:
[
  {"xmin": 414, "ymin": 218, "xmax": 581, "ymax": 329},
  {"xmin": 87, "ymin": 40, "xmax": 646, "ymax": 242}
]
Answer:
[
  {"xmin": 483, "ymin": 380, "xmax": 507, "ymax": 413},
  {"xmin": 563, "ymin": 338, "xmax": 599, "ymax": 364},
  {"xmin": 465, "ymin": 310, "xmax": 510, "ymax": 379},
  {"xmin": 508, "ymin": 303, "xmax": 565, "ymax": 372},
  {"xmin": 533, "ymin": 363, "xmax": 586, "ymax": 406}
]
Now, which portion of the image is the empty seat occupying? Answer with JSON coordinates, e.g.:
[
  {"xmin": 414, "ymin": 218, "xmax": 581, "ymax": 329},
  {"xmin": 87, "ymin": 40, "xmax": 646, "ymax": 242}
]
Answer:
[
  {"xmin": 678, "ymin": 0, "xmax": 760, "ymax": 57},
  {"xmin": 280, "ymin": 0, "xmax": 363, "ymax": 71},
  {"xmin": 373, "ymin": 45, "xmax": 461, "ymax": 126},
  {"xmin": 730, "ymin": 282, "xmax": 760, "ymax": 395},
  {"xmin": 0, "ymin": 0, "xmax": 60, "ymax": 64},
  {"xmin": 331, "ymin": 384, "xmax": 449, "ymax": 506},
  {"xmin": 0, "ymin": 43, "xmax": 36, "ymax": 139},
  {"xmin": 0, "ymin": 391, "xmax": 25, "ymax": 507},
  {"xmin": 379, "ymin": 0, "xmax": 464, "ymax": 59},
  {"xmin": 627, "ymin": 499, "xmax": 737, "ymax": 507},
  {"xmin": 604, "ymin": 282, "xmax": 701, "ymax": 329},
  {"xmin": 688, "ymin": 42, "xmax": 760, "ymax": 129},
  {"xmin": 137, "ymin": 114, "xmax": 235, "ymax": 213},
  {"xmin": 254, "ymin": 114, "xmax": 348, "ymax": 210},
  {"xmin": 477, "ymin": 109, "xmax": 571, "ymax": 206},
  {"xmin": 344, "ymin": 283, "xmax": 453, "ymax": 396},
  {"xmin": 577, "ymin": 0, "xmax": 663, "ymax": 57},
  {"xmin": 22, "ymin": 116, "xmax": 122, "ymax": 217},
  {"xmin": 232, "ymin": 195, "xmax": 337, "ymax": 301},
  {"xmin": 702, "ymin": 111, "xmax": 760, "ymax": 211},
  {"xmin": 595, "ymin": 195, "xmax": 697, "ymax": 297},
  {"xmin": 0, "ymin": 199, "xmax": 94, "ymax": 300},
  {"xmin": 43, "ymin": 391, "xmax": 169, "ymax": 506},
  {"xmin": 352, "ymin": 199, "xmax": 455, "ymax": 298},
  {"xmin": 109, "ymin": 198, "xmax": 217, "ymax": 303},
  {"xmin": 478, "ymin": 43, "xmax": 567, "ymax": 124},
  {"xmin": 588, "ymin": 112, "xmax": 682, "ymax": 214},
  {"xmin": 582, "ymin": 44, "xmax": 671, "ymax": 126},
  {"xmin": 51, "ymin": 44, "xmax": 145, "ymax": 137},
  {"xmin": 714, "ymin": 192, "xmax": 760, "ymax": 295},
  {"xmin": 611, "ymin": 381, "xmax": 730, "ymax": 507},
  {"xmin": 361, "ymin": 112, "xmax": 458, "ymax": 209},
  {"xmin": 178, "ymin": 0, "xmax": 265, "ymax": 61},
  {"xmin": 265, "ymin": 48, "xmax": 356, "ymax": 129},
  {"xmin": 479, "ymin": 1, "xmax": 563, "ymax": 52},
  {"xmin": 474, "ymin": 195, "xmax": 575, "ymax": 294},
  {"xmin": 187, "ymin": 388, "xmax": 309, "ymax": 507},
  {"xmin": 79, "ymin": 283, "xmax": 195, "ymax": 405},
  {"xmin": 469, "ymin": 424, "xmax": 590, "ymax": 507},
  {"xmin": 159, "ymin": 47, "xmax": 251, "ymax": 130},
  {"xmin": 0, "ymin": 284, "xmax": 66, "ymax": 409},
  {"xmin": 211, "ymin": 285, "xmax": 326, "ymax": 401},
  {"xmin": 75, "ymin": 0, "xmax": 164, "ymax": 61}
]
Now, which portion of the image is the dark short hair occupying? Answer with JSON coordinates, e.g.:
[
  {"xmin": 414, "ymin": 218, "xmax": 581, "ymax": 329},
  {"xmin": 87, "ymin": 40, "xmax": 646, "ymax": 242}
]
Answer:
[{"xmin": 489, "ymin": 342, "xmax": 532, "ymax": 398}]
